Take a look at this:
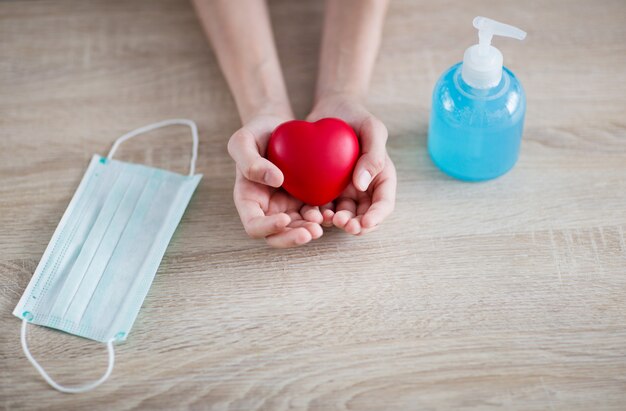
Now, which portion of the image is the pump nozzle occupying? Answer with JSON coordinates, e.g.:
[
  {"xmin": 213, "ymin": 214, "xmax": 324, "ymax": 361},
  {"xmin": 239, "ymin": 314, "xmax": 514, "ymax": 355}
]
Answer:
[
  {"xmin": 474, "ymin": 16, "xmax": 527, "ymax": 56},
  {"xmin": 462, "ymin": 16, "xmax": 526, "ymax": 89}
]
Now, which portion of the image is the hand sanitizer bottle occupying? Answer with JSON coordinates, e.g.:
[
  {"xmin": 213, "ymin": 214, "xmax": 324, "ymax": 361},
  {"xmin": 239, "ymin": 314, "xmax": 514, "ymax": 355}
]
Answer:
[{"xmin": 428, "ymin": 17, "xmax": 527, "ymax": 181}]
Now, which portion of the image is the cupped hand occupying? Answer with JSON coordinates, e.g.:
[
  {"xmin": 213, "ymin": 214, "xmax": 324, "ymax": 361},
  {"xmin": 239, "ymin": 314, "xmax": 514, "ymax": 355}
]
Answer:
[
  {"xmin": 228, "ymin": 114, "xmax": 324, "ymax": 247},
  {"xmin": 307, "ymin": 94, "xmax": 397, "ymax": 235}
]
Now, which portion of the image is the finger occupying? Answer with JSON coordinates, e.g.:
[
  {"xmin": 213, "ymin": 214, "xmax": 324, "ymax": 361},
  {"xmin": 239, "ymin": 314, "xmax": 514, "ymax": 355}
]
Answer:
[
  {"xmin": 344, "ymin": 216, "xmax": 362, "ymax": 236},
  {"xmin": 358, "ymin": 225, "xmax": 379, "ymax": 236},
  {"xmin": 307, "ymin": 222, "xmax": 323, "ymax": 239},
  {"xmin": 288, "ymin": 219, "xmax": 324, "ymax": 239},
  {"xmin": 228, "ymin": 128, "xmax": 284, "ymax": 187},
  {"xmin": 333, "ymin": 209, "xmax": 355, "ymax": 229},
  {"xmin": 361, "ymin": 160, "xmax": 397, "ymax": 229},
  {"xmin": 356, "ymin": 197, "xmax": 372, "ymax": 217},
  {"xmin": 322, "ymin": 210, "xmax": 335, "ymax": 227},
  {"xmin": 233, "ymin": 177, "xmax": 291, "ymax": 238},
  {"xmin": 286, "ymin": 210, "xmax": 303, "ymax": 222},
  {"xmin": 341, "ymin": 196, "xmax": 371, "ymax": 235},
  {"xmin": 333, "ymin": 197, "xmax": 356, "ymax": 229},
  {"xmin": 335, "ymin": 197, "xmax": 357, "ymax": 214},
  {"xmin": 243, "ymin": 210, "xmax": 291, "ymax": 239},
  {"xmin": 319, "ymin": 202, "xmax": 335, "ymax": 227},
  {"xmin": 354, "ymin": 116, "xmax": 388, "ymax": 191},
  {"xmin": 300, "ymin": 205, "xmax": 323, "ymax": 224},
  {"xmin": 361, "ymin": 200, "xmax": 394, "ymax": 230},
  {"xmin": 265, "ymin": 227, "xmax": 313, "ymax": 248}
]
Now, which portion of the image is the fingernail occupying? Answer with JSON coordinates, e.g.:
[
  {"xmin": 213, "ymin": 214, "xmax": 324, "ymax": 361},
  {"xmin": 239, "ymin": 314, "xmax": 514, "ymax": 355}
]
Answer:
[{"xmin": 357, "ymin": 170, "xmax": 372, "ymax": 191}]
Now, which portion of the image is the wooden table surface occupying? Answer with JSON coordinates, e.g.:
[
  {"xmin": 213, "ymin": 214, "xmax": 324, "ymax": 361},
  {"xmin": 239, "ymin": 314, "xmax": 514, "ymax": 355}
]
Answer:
[{"xmin": 1, "ymin": 0, "xmax": 625, "ymax": 410}]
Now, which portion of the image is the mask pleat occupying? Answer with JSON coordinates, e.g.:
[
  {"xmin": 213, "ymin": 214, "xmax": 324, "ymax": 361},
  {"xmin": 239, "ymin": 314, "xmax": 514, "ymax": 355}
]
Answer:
[
  {"xmin": 101, "ymin": 175, "xmax": 189, "ymax": 337},
  {"xmin": 77, "ymin": 170, "xmax": 172, "ymax": 338},
  {"xmin": 61, "ymin": 170, "xmax": 155, "ymax": 325},
  {"xmin": 47, "ymin": 167, "xmax": 136, "ymax": 322},
  {"xmin": 31, "ymin": 161, "xmax": 122, "ymax": 321}
]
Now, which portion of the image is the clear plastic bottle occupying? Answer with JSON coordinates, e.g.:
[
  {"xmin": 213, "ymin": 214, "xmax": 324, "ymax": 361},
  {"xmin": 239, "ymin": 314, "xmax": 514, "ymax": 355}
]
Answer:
[{"xmin": 428, "ymin": 17, "xmax": 527, "ymax": 181}]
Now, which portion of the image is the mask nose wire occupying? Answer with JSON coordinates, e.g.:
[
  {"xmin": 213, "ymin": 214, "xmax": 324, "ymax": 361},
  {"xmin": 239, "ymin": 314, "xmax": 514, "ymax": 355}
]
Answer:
[
  {"xmin": 20, "ymin": 319, "xmax": 115, "ymax": 394},
  {"xmin": 106, "ymin": 119, "xmax": 199, "ymax": 176}
]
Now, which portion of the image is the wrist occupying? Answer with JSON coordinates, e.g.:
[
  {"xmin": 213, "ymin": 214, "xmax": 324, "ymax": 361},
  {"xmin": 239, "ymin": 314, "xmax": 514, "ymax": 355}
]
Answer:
[
  {"xmin": 240, "ymin": 99, "xmax": 294, "ymax": 124},
  {"xmin": 232, "ymin": 56, "xmax": 293, "ymax": 123},
  {"xmin": 311, "ymin": 92, "xmax": 364, "ymax": 116},
  {"xmin": 314, "ymin": 89, "xmax": 365, "ymax": 107}
]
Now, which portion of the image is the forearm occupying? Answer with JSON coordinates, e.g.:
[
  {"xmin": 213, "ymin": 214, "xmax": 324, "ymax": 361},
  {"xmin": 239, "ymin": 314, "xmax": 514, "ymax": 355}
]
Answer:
[
  {"xmin": 315, "ymin": 0, "xmax": 389, "ymax": 102},
  {"xmin": 192, "ymin": 0, "xmax": 292, "ymax": 123}
]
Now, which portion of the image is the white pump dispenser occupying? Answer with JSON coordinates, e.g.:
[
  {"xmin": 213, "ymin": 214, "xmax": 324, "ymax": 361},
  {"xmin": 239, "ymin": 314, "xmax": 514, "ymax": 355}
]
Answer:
[{"xmin": 461, "ymin": 17, "xmax": 526, "ymax": 89}]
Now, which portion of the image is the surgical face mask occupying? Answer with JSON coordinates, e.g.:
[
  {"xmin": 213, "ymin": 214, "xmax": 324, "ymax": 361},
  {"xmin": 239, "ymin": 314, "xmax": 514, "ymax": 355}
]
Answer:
[{"xmin": 13, "ymin": 119, "xmax": 202, "ymax": 393}]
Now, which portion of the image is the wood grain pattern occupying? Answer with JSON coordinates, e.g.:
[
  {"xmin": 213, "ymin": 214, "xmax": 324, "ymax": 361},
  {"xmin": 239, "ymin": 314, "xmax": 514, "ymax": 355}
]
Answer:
[{"xmin": 1, "ymin": 0, "xmax": 625, "ymax": 410}]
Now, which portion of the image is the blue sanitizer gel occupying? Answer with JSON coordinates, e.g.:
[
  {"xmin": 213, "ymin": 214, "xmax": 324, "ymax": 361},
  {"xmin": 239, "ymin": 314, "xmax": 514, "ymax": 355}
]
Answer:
[
  {"xmin": 428, "ymin": 63, "xmax": 525, "ymax": 181},
  {"xmin": 428, "ymin": 17, "xmax": 527, "ymax": 181}
]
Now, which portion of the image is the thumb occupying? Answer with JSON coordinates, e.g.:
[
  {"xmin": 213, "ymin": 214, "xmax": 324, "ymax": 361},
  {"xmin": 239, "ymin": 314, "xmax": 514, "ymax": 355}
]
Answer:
[
  {"xmin": 228, "ymin": 128, "xmax": 284, "ymax": 187},
  {"xmin": 353, "ymin": 117, "xmax": 388, "ymax": 191}
]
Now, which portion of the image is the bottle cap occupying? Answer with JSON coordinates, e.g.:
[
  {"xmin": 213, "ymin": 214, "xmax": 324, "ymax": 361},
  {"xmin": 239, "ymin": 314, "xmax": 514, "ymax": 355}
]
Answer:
[{"xmin": 461, "ymin": 17, "xmax": 526, "ymax": 89}]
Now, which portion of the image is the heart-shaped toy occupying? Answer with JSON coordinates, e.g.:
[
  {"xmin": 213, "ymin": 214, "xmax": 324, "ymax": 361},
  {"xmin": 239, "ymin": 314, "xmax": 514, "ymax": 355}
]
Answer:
[{"xmin": 267, "ymin": 118, "xmax": 360, "ymax": 206}]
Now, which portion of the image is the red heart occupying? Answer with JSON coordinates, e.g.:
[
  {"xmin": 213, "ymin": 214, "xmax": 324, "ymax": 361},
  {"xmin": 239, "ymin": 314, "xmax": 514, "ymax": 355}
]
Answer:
[{"xmin": 267, "ymin": 118, "xmax": 360, "ymax": 206}]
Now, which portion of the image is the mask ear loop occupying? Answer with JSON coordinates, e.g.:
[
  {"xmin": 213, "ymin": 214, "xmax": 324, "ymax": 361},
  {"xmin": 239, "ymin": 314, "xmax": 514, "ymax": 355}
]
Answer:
[
  {"xmin": 107, "ymin": 118, "xmax": 199, "ymax": 176},
  {"xmin": 20, "ymin": 319, "xmax": 115, "ymax": 394}
]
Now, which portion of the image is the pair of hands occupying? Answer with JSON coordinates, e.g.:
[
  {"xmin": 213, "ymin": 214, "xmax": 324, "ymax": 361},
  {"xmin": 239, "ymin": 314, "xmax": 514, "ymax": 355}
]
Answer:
[{"xmin": 228, "ymin": 95, "xmax": 397, "ymax": 248}]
